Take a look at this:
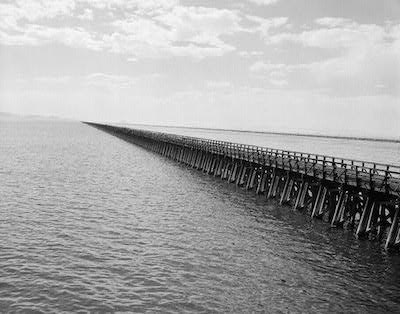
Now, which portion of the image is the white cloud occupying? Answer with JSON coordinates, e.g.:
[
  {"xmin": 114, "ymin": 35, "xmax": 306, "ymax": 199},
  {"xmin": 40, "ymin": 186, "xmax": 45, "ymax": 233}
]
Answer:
[
  {"xmin": 263, "ymin": 19, "xmax": 400, "ymax": 96},
  {"xmin": 269, "ymin": 78, "xmax": 288, "ymax": 87},
  {"xmin": 107, "ymin": 5, "xmax": 250, "ymax": 58},
  {"xmin": 78, "ymin": 8, "xmax": 93, "ymax": 20},
  {"xmin": 314, "ymin": 17, "xmax": 353, "ymax": 28},
  {"xmin": 0, "ymin": 0, "xmax": 291, "ymax": 59},
  {"xmin": 245, "ymin": 16, "xmax": 288, "ymax": 36},
  {"xmin": 79, "ymin": 0, "xmax": 178, "ymax": 12},
  {"xmin": 238, "ymin": 50, "xmax": 264, "ymax": 58},
  {"xmin": 84, "ymin": 73, "xmax": 137, "ymax": 88},
  {"xmin": 23, "ymin": 24, "xmax": 103, "ymax": 50},
  {"xmin": 0, "ymin": 0, "xmax": 75, "ymax": 25},
  {"xmin": 125, "ymin": 6, "xmax": 241, "ymax": 57},
  {"xmin": 269, "ymin": 18, "xmax": 387, "ymax": 50},
  {"xmin": 250, "ymin": 61, "xmax": 287, "ymax": 73},
  {"xmin": 0, "ymin": 1, "xmax": 101, "ymax": 48},
  {"xmin": 0, "ymin": 30, "xmax": 38, "ymax": 46},
  {"xmin": 0, "ymin": 1, "xmax": 245, "ymax": 59},
  {"xmin": 156, "ymin": 6, "xmax": 241, "ymax": 38},
  {"xmin": 166, "ymin": 43, "xmax": 235, "ymax": 58},
  {"xmin": 249, "ymin": 61, "xmax": 290, "ymax": 87},
  {"xmin": 247, "ymin": 0, "xmax": 280, "ymax": 6}
]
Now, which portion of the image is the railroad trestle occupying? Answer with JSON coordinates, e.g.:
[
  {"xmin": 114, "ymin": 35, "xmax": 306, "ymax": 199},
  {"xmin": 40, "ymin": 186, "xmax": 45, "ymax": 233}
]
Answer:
[{"xmin": 87, "ymin": 123, "xmax": 400, "ymax": 250}]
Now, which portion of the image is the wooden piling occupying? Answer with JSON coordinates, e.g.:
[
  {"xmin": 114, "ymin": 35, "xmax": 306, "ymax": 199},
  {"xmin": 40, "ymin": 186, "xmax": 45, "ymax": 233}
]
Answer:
[
  {"xmin": 256, "ymin": 170, "xmax": 268, "ymax": 195},
  {"xmin": 311, "ymin": 185, "xmax": 323, "ymax": 218},
  {"xmin": 386, "ymin": 206, "xmax": 400, "ymax": 249},
  {"xmin": 267, "ymin": 171, "xmax": 277, "ymax": 199},
  {"xmin": 87, "ymin": 123, "xmax": 400, "ymax": 252}
]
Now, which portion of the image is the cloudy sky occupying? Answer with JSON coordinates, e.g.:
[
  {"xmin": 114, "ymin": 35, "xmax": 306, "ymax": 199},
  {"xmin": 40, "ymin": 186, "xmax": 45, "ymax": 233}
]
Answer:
[{"xmin": 0, "ymin": 0, "xmax": 399, "ymax": 137}]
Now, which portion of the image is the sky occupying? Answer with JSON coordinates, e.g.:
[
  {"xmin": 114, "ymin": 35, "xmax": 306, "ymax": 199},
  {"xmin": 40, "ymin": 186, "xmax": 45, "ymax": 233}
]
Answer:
[{"xmin": 0, "ymin": 0, "xmax": 399, "ymax": 138}]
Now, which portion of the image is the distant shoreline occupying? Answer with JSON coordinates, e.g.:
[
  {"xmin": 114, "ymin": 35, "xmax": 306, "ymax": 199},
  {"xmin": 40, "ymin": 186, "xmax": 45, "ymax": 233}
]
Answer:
[
  {"xmin": 1, "ymin": 112, "xmax": 399, "ymax": 144},
  {"xmin": 118, "ymin": 122, "xmax": 400, "ymax": 144}
]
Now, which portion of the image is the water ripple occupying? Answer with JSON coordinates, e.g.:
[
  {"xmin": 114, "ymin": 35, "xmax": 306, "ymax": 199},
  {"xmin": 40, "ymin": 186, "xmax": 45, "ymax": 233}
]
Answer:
[{"xmin": 1, "ymin": 121, "xmax": 400, "ymax": 313}]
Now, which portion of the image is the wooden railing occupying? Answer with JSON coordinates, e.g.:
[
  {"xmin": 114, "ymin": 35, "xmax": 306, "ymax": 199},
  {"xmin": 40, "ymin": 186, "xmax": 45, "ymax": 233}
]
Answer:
[{"xmin": 107, "ymin": 126, "xmax": 400, "ymax": 197}]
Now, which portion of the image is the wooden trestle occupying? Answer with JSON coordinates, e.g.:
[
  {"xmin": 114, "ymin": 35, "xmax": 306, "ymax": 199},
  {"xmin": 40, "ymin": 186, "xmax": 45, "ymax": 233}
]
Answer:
[{"xmin": 86, "ymin": 122, "xmax": 400, "ymax": 251}]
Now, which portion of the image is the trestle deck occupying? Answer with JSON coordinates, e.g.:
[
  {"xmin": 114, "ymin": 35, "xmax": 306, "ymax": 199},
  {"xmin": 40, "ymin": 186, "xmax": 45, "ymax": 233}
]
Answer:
[{"xmin": 86, "ymin": 122, "xmax": 400, "ymax": 251}]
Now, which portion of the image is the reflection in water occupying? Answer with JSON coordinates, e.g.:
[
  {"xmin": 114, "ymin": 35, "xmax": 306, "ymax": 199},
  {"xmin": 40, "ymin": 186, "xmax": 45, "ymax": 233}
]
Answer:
[{"xmin": 1, "ymin": 120, "xmax": 400, "ymax": 313}]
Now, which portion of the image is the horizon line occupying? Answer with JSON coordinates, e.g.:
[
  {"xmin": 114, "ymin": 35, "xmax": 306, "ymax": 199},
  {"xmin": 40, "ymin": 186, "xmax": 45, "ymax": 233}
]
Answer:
[
  {"xmin": 1, "ymin": 111, "xmax": 399, "ymax": 144},
  {"xmin": 113, "ymin": 121, "xmax": 400, "ymax": 144}
]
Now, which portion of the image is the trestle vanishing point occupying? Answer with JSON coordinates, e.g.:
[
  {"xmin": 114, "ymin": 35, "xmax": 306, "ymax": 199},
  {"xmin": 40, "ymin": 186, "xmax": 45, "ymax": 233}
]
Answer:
[{"xmin": 86, "ymin": 122, "xmax": 400, "ymax": 251}]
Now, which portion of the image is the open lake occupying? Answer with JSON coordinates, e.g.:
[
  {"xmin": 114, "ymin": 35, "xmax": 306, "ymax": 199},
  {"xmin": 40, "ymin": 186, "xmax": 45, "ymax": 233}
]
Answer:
[{"xmin": 1, "ymin": 119, "xmax": 400, "ymax": 313}]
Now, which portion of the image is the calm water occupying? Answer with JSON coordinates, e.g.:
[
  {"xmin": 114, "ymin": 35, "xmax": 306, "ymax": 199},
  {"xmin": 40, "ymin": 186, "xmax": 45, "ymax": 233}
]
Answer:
[
  {"xmin": 1, "ymin": 120, "xmax": 400, "ymax": 313},
  {"xmin": 120, "ymin": 124, "xmax": 400, "ymax": 166}
]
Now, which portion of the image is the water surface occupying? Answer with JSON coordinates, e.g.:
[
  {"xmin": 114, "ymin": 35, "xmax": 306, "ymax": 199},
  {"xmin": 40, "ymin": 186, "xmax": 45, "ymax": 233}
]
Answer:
[
  {"xmin": 119, "ymin": 123, "xmax": 400, "ymax": 166},
  {"xmin": 1, "ymin": 120, "xmax": 400, "ymax": 313}
]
